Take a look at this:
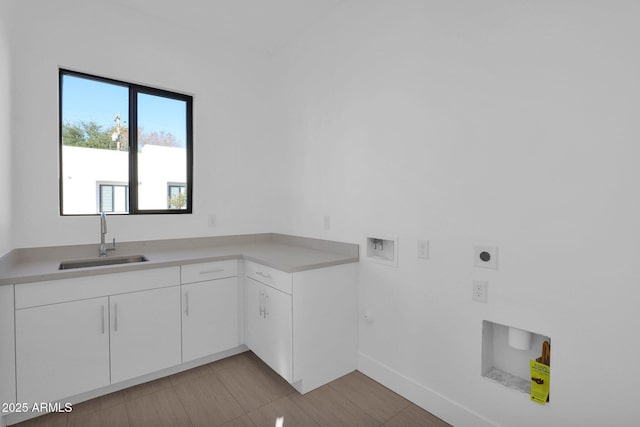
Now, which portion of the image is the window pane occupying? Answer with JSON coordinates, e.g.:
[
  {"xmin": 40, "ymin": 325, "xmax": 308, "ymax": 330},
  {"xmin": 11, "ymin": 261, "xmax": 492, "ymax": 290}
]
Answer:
[
  {"xmin": 61, "ymin": 75, "xmax": 129, "ymax": 214},
  {"xmin": 168, "ymin": 184, "xmax": 186, "ymax": 209},
  {"xmin": 137, "ymin": 93, "xmax": 188, "ymax": 210},
  {"xmin": 100, "ymin": 185, "xmax": 114, "ymax": 212},
  {"xmin": 113, "ymin": 185, "xmax": 128, "ymax": 213},
  {"xmin": 60, "ymin": 70, "xmax": 192, "ymax": 215}
]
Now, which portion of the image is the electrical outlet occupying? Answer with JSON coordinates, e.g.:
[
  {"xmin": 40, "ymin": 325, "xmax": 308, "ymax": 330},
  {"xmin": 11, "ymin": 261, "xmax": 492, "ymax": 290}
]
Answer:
[
  {"xmin": 472, "ymin": 280, "xmax": 488, "ymax": 303},
  {"xmin": 323, "ymin": 215, "xmax": 331, "ymax": 230},
  {"xmin": 363, "ymin": 310, "xmax": 374, "ymax": 323},
  {"xmin": 474, "ymin": 245, "xmax": 498, "ymax": 269},
  {"xmin": 417, "ymin": 240, "xmax": 429, "ymax": 259}
]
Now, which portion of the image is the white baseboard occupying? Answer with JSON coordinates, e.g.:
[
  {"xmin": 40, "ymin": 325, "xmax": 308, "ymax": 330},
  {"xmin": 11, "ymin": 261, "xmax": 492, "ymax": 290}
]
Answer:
[{"xmin": 357, "ymin": 352, "xmax": 498, "ymax": 427}]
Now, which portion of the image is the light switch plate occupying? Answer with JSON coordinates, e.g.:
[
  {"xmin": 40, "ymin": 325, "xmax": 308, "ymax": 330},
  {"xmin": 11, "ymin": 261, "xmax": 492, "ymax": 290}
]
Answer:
[{"xmin": 474, "ymin": 245, "xmax": 498, "ymax": 269}]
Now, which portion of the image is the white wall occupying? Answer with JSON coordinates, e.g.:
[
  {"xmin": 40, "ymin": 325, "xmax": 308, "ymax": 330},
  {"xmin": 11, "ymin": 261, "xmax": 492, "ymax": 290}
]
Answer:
[
  {"xmin": 273, "ymin": 1, "xmax": 640, "ymax": 426},
  {"xmin": 0, "ymin": 1, "xmax": 13, "ymax": 257},
  {"xmin": 9, "ymin": 0, "xmax": 289, "ymax": 247}
]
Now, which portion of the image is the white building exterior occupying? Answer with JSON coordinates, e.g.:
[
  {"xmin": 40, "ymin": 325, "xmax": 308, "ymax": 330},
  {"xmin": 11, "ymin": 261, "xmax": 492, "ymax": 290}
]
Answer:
[{"xmin": 61, "ymin": 144, "xmax": 187, "ymax": 214}]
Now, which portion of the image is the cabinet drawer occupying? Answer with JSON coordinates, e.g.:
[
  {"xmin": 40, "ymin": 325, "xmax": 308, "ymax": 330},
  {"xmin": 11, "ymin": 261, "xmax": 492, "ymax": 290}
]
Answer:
[
  {"xmin": 245, "ymin": 260, "xmax": 292, "ymax": 295},
  {"xmin": 15, "ymin": 267, "xmax": 180, "ymax": 309},
  {"xmin": 181, "ymin": 260, "xmax": 238, "ymax": 284}
]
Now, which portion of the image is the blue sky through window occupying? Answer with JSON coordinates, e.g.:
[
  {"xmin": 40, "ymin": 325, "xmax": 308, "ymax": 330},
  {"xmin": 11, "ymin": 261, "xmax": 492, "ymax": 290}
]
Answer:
[
  {"xmin": 138, "ymin": 93, "xmax": 187, "ymax": 147},
  {"xmin": 62, "ymin": 74, "xmax": 187, "ymax": 146}
]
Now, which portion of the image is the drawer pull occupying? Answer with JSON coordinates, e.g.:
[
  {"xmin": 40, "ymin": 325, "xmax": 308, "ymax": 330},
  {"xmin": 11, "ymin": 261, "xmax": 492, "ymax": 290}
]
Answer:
[
  {"xmin": 256, "ymin": 271, "xmax": 272, "ymax": 279},
  {"xmin": 200, "ymin": 268, "xmax": 224, "ymax": 275}
]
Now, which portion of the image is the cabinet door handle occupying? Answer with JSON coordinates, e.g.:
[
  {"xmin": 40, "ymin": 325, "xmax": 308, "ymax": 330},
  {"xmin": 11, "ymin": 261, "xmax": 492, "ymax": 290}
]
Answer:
[
  {"xmin": 264, "ymin": 295, "xmax": 269, "ymax": 318},
  {"xmin": 259, "ymin": 292, "xmax": 264, "ymax": 317},
  {"xmin": 113, "ymin": 303, "xmax": 118, "ymax": 332},
  {"xmin": 200, "ymin": 268, "xmax": 224, "ymax": 275},
  {"xmin": 256, "ymin": 271, "xmax": 272, "ymax": 279},
  {"xmin": 185, "ymin": 291, "xmax": 189, "ymax": 317},
  {"xmin": 101, "ymin": 305, "xmax": 105, "ymax": 334}
]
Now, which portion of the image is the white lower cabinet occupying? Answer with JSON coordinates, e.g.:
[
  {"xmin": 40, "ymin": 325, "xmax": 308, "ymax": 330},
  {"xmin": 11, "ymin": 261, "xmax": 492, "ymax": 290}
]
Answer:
[
  {"xmin": 16, "ymin": 286, "xmax": 182, "ymax": 403},
  {"xmin": 15, "ymin": 297, "xmax": 111, "ymax": 404},
  {"xmin": 245, "ymin": 261, "xmax": 357, "ymax": 393},
  {"xmin": 246, "ymin": 277, "xmax": 293, "ymax": 382},
  {"xmin": 10, "ymin": 253, "xmax": 356, "ymax": 418},
  {"xmin": 182, "ymin": 277, "xmax": 239, "ymax": 362},
  {"xmin": 110, "ymin": 286, "xmax": 182, "ymax": 383},
  {"xmin": 14, "ymin": 267, "xmax": 181, "ymax": 406}
]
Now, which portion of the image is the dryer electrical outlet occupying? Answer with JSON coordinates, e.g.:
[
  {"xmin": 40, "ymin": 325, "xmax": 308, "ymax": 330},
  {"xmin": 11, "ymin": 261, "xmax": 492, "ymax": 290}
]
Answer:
[{"xmin": 474, "ymin": 245, "xmax": 498, "ymax": 269}]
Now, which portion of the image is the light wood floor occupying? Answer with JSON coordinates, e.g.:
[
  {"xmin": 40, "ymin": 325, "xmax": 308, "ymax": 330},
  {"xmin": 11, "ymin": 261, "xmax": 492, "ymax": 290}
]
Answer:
[{"xmin": 14, "ymin": 351, "xmax": 452, "ymax": 427}]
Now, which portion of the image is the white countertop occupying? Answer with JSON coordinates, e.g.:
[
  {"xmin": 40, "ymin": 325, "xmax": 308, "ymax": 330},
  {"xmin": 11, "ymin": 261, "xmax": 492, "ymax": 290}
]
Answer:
[{"xmin": 0, "ymin": 233, "xmax": 359, "ymax": 285}]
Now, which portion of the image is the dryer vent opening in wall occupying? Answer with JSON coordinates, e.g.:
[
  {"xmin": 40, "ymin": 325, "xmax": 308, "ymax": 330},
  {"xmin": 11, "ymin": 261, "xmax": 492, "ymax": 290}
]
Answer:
[{"xmin": 365, "ymin": 236, "xmax": 398, "ymax": 267}]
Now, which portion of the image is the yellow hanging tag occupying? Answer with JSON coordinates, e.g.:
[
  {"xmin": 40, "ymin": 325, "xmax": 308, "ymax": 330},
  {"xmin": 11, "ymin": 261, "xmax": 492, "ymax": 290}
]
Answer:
[{"xmin": 530, "ymin": 360, "xmax": 550, "ymax": 405}]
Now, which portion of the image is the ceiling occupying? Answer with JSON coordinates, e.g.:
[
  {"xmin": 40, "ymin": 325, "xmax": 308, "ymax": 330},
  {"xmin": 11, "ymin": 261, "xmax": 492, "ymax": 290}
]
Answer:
[{"xmin": 112, "ymin": 0, "xmax": 347, "ymax": 54}]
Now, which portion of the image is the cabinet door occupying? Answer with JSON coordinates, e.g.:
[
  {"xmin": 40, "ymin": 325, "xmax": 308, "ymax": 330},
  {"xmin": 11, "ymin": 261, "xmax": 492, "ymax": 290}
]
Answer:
[
  {"xmin": 110, "ymin": 286, "xmax": 181, "ymax": 383},
  {"xmin": 15, "ymin": 297, "xmax": 110, "ymax": 404},
  {"xmin": 246, "ymin": 277, "xmax": 267, "ymax": 356},
  {"xmin": 182, "ymin": 277, "xmax": 239, "ymax": 362},
  {"xmin": 245, "ymin": 277, "xmax": 292, "ymax": 382}
]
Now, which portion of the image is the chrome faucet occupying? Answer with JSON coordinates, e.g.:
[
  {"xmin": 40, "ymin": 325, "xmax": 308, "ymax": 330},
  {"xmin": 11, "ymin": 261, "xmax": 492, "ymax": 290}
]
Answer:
[{"xmin": 99, "ymin": 212, "xmax": 116, "ymax": 257}]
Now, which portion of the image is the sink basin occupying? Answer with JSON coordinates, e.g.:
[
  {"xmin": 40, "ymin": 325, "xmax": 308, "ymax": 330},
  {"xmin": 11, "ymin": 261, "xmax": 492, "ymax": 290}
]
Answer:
[{"xmin": 59, "ymin": 255, "xmax": 148, "ymax": 270}]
